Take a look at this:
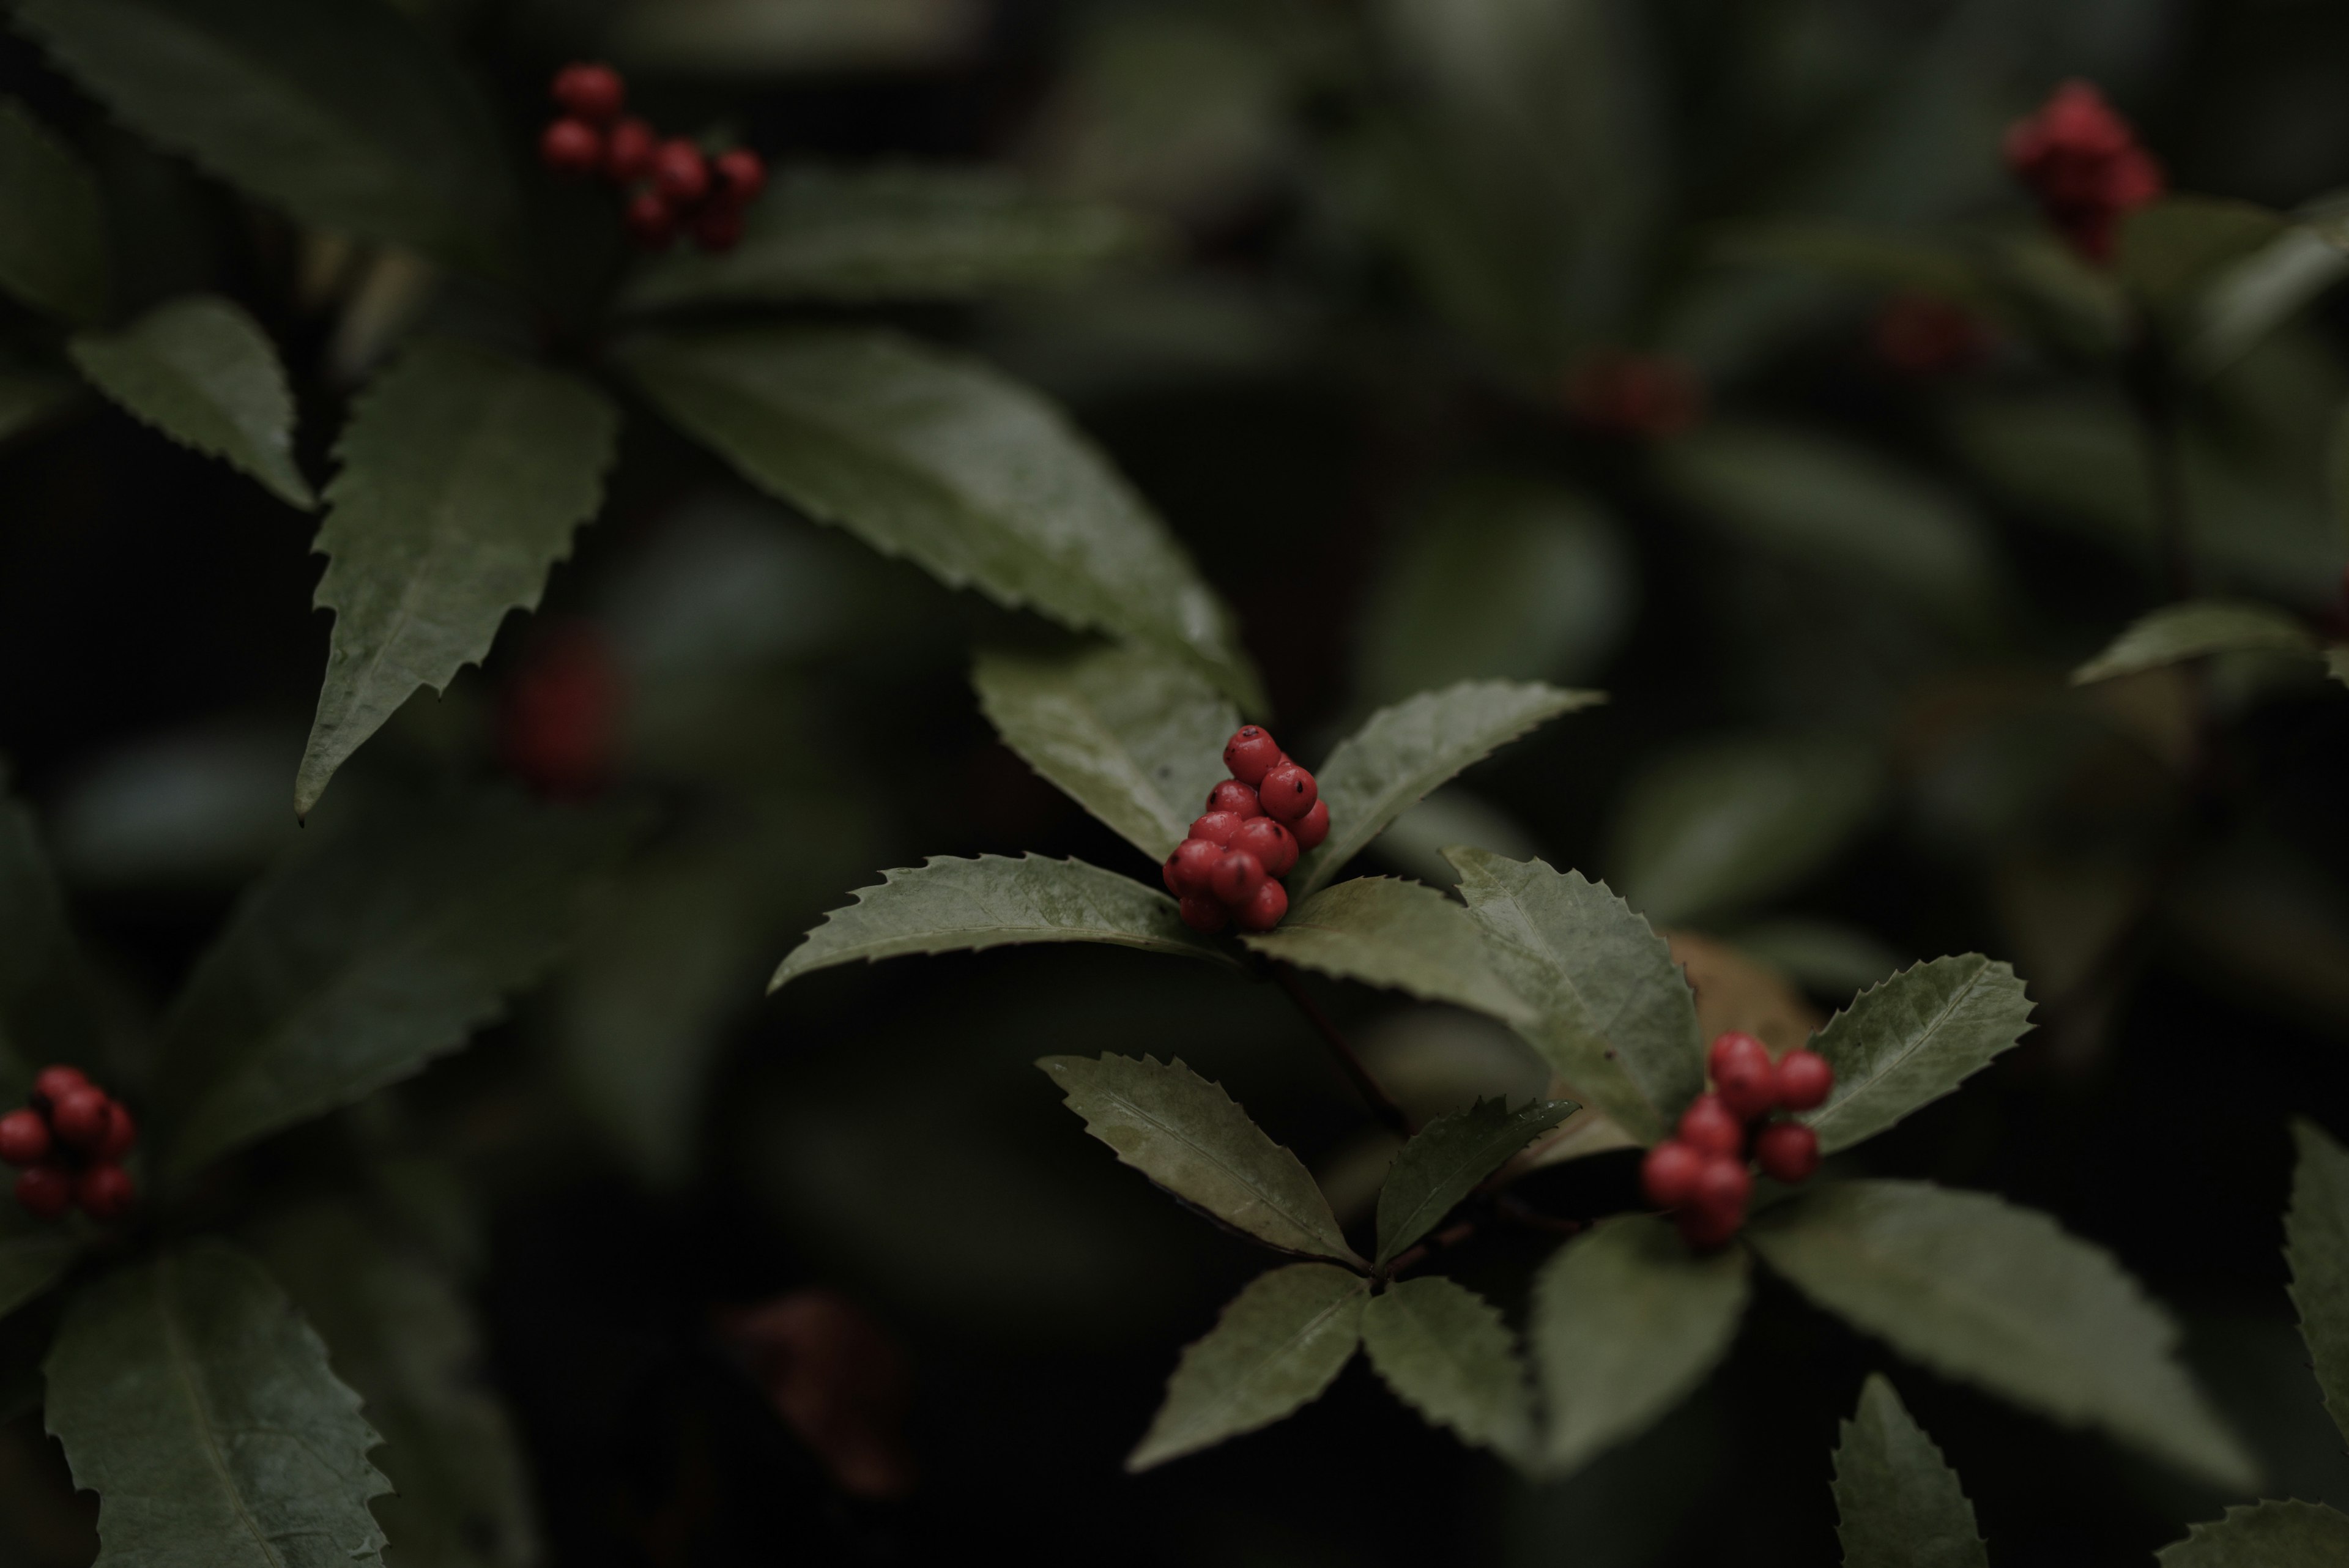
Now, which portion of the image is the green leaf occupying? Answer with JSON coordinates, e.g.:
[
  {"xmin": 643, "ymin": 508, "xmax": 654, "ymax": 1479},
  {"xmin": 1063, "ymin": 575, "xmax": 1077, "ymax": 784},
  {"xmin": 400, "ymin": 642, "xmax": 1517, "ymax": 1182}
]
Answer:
[
  {"xmin": 1531, "ymin": 1216, "xmax": 1750, "ymax": 1477},
  {"xmin": 44, "ymin": 1240, "xmax": 392, "ymax": 1567},
  {"xmin": 771, "ymin": 854, "xmax": 1236, "ymax": 990},
  {"xmin": 2158, "ymin": 1501, "xmax": 2349, "ymax": 1566},
  {"xmin": 154, "ymin": 793, "xmax": 626, "ymax": 1183},
  {"xmin": 1242, "ymin": 877, "xmax": 1534, "ymax": 1026},
  {"xmin": 1361, "ymin": 1276, "xmax": 1534, "ymax": 1462},
  {"xmin": 1447, "ymin": 850, "xmax": 1703, "ymax": 1146},
  {"xmin": 1833, "ymin": 1374, "xmax": 1989, "ymax": 1568},
  {"xmin": 618, "ymin": 327, "xmax": 1260, "ymax": 708},
  {"xmin": 0, "ymin": 98, "xmax": 106, "ymax": 322},
  {"xmin": 15, "ymin": 0, "xmax": 518, "ymax": 276},
  {"xmin": 620, "ymin": 165, "xmax": 1149, "ymax": 310},
  {"xmin": 2073, "ymin": 600, "xmax": 2320, "ymax": 685},
  {"xmin": 2287, "ymin": 1118, "xmax": 2349, "ymax": 1449},
  {"xmin": 2186, "ymin": 227, "xmax": 2349, "ymax": 377},
  {"xmin": 1375, "ymin": 1096, "xmax": 1576, "ymax": 1266},
  {"xmin": 2118, "ymin": 196, "xmax": 2291, "ymax": 314},
  {"xmin": 251, "ymin": 1202, "xmax": 537, "ymax": 1568},
  {"xmin": 1290, "ymin": 681, "xmax": 1602, "ymax": 898},
  {"xmin": 296, "ymin": 338, "xmax": 618, "ymax": 816},
  {"xmin": 70, "ymin": 295, "xmax": 311, "ymax": 509},
  {"xmin": 1127, "ymin": 1262, "xmax": 1367, "ymax": 1471},
  {"xmin": 1713, "ymin": 223, "xmax": 1992, "ymax": 308},
  {"xmin": 972, "ymin": 643, "xmax": 1237, "ymax": 861},
  {"xmin": 1747, "ymin": 1180, "xmax": 2257, "ymax": 1490},
  {"xmin": 1038, "ymin": 1052, "xmax": 1360, "ymax": 1265},
  {"xmin": 1802, "ymin": 956, "xmax": 2034, "ymax": 1154}
]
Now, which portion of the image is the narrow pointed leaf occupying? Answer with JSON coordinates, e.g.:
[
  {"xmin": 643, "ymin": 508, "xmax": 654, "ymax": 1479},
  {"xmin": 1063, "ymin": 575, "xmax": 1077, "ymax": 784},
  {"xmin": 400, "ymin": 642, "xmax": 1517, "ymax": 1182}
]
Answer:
[
  {"xmin": 1748, "ymin": 1180, "xmax": 2257, "ymax": 1490},
  {"xmin": 155, "ymin": 794, "xmax": 628, "ymax": 1183},
  {"xmin": 1375, "ymin": 1096, "xmax": 1577, "ymax": 1265},
  {"xmin": 772, "ymin": 855, "xmax": 1236, "ymax": 990},
  {"xmin": 1362, "ymin": 1276, "xmax": 1534, "ymax": 1462},
  {"xmin": 1291, "ymin": 682, "xmax": 1602, "ymax": 897},
  {"xmin": 296, "ymin": 339, "xmax": 618, "ymax": 816},
  {"xmin": 1244, "ymin": 877, "xmax": 1534, "ymax": 1026},
  {"xmin": 2074, "ymin": 600, "xmax": 2319, "ymax": 684},
  {"xmin": 618, "ymin": 327, "xmax": 1260, "ymax": 708},
  {"xmin": 0, "ymin": 98, "xmax": 106, "ymax": 322},
  {"xmin": 1127, "ymin": 1263, "xmax": 1366, "ymax": 1471},
  {"xmin": 45, "ymin": 1241, "xmax": 392, "ymax": 1567},
  {"xmin": 972, "ymin": 643, "xmax": 1237, "ymax": 861},
  {"xmin": 1531, "ymin": 1216, "xmax": 1750, "ymax": 1477},
  {"xmin": 1039, "ymin": 1053, "xmax": 1360, "ymax": 1264},
  {"xmin": 1802, "ymin": 956, "xmax": 2033, "ymax": 1154},
  {"xmin": 2158, "ymin": 1501, "xmax": 2349, "ymax": 1566},
  {"xmin": 2287, "ymin": 1118, "xmax": 2349, "ymax": 1449},
  {"xmin": 1834, "ymin": 1374, "xmax": 1989, "ymax": 1568},
  {"xmin": 70, "ymin": 295, "xmax": 311, "ymax": 508},
  {"xmin": 1448, "ymin": 850, "xmax": 1703, "ymax": 1145}
]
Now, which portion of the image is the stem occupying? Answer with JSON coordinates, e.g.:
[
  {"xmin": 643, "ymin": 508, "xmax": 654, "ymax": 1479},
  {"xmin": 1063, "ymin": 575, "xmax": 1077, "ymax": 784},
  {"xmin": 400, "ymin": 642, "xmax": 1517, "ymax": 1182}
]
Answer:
[{"xmin": 1267, "ymin": 962, "xmax": 1419, "ymax": 1139}]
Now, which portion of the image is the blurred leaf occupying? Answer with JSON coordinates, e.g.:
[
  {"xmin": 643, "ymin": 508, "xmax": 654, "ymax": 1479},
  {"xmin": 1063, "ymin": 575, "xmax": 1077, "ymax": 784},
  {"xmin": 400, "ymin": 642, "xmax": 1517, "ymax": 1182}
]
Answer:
[
  {"xmin": 2118, "ymin": 197, "xmax": 2289, "ymax": 316},
  {"xmin": 2189, "ymin": 228, "xmax": 2349, "ymax": 377},
  {"xmin": 1748, "ymin": 1181, "xmax": 2257, "ymax": 1490},
  {"xmin": 0, "ymin": 358, "xmax": 82, "ymax": 442},
  {"xmin": 1244, "ymin": 878, "xmax": 1534, "ymax": 1027},
  {"xmin": 2073, "ymin": 600, "xmax": 2320, "ymax": 684},
  {"xmin": 1356, "ymin": 479, "xmax": 1635, "ymax": 704},
  {"xmin": 607, "ymin": 0, "xmax": 981, "ymax": 74},
  {"xmin": 1375, "ymin": 1097, "xmax": 1576, "ymax": 1265},
  {"xmin": 1608, "ymin": 734, "xmax": 1883, "ymax": 926},
  {"xmin": 772, "ymin": 855, "xmax": 1236, "ymax": 990},
  {"xmin": 1728, "ymin": 919, "xmax": 1903, "ymax": 998},
  {"xmin": 1802, "ymin": 955, "xmax": 2033, "ymax": 1154},
  {"xmin": 973, "ymin": 643, "xmax": 1237, "ymax": 862},
  {"xmin": 154, "ymin": 793, "xmax": 626, "ymax": 1183},
  {"xmin": 15, "ymin": 0, "xmax": 517, "ymax": 276},
  {"xmin": 252, "ymin": 1202, "xmax": 536, "ymax": 1568},
  {"xmin": 620, "ymin": 327, "xmax": 1261, "ymax": 710},
  {"xmin": 2331, "ymin": 648, "xmax": 2349, "ymax": 689},
  {"xmin": 1291, "ymin": 682, "xmax": 1602, "ymax": 898},
  {"xmin": 1531, "ymin": 1216, "xmax": 1750, "ymax": 1477},
  {"xmin": 1362, "ymin": 1276, "xmax": 1534, "ymax": 1463},
  {"xmin": 45, "ymin": 1241, "xmax": 391, "ymax": 1566},
  {"xmin": 1040, "ymin": 1052, "xmax": 1360, "ymax": 1265},
  {"xmin": 1128, "ymin": 1262, "xmax": 1366, "ymax": 1471},
  {"xmin": 1712, "ymin": 223, "xmax": 1990, "ymax": 307},
  {"xmin": 1448, "ymin": 850, "xmax": 1702, "ymax": 1146},
  {"xmin": 0, "ymin": 98, "xmax": 106, "ymax": 322},
  {"xmin": 622, "ymin": 166, "xmax": 1149, "ymax": 311},
  {"xmin": 2288, "ymin": 1120, "xmax": 2349, "ymax": 1451},
  {"xmin": 52, "ymin": 724, "xmax": 297, "ymax": 893},
  {"xmin": 1833, "ymin": 1374, "xmax": 1988, "ymax": 1568},
  {"xmin": 2158, "ymin": 1501, "xmax": 2349, "ymax": 1565},
  {"xmin": 296, "ymin": 339, "xmax": 618, "ymax": 816},
  {"xmin": 69, "ymin": 295, "xmax": 311, "ymax": 508}
]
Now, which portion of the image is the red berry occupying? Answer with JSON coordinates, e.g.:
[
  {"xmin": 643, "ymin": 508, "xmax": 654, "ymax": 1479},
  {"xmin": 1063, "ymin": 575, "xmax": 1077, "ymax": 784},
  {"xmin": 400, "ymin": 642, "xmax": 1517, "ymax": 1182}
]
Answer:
[
  {"xmin": 1206, "ymin": 780, "xmax": 1261, "ymax": 817},
  {"xmin": 0, "ymin": 1110, "xmax": 49, "ymax": 1167},
  {"xmin": 604, "ymin": 116, "xmax": 656, "ymax": 183},
  {"xmin": 1167, "ymin": 838, "xmax": 1224, "ymax": 897},
  {"xmin": 1223, "ymin": 727, "xmax": 1283, "ymax": 786},
  {"xmin": 1259, "ymin": 763, "xmax": 1317, "ymax": 823},
  {"xmin": 551, "ymin": 62, "xmax": 626, "ymax": 122},
  {"xmin": 1209, "ymin": 850, "xmax": 1266, "ymax": 908},
  {"xmin": 1640, "ymin": 1140, "xmax": 1705, "ymax": 1208},
  {"xmin": 1293, "ymin": 799, "xmax": 1330, "ymax": 850},
  {"xmin": 1710, "ymin": 1033, "xmax": 1777, "ymax": 1122},
  {"xmin": 76, "ymin": 1164, "xmax": 134, "ymax": 1221},
  {"xmin": 1706, "ymin": 1031, "xmax": 1767, "ymax": 1082},
  {"xmin": 51, "ymin": 1088, "xmax": 110, "ymax": 1150},
  {"xmin": 1676, "ymin": 1094, "xmax": 1743, "ymax": 1159},
  {"xmin": 1677, "ymin": 1203, "xmax": 1743, "ymax": 1250},
  {"xmin": 1234, "ymin": 878, "xmax": 1288, "ymax": 932},
  {"xmin": 623, "ymin": 190, "xmax": 676, "ymax": 249},
  {"xmin": 2002, "ymin": 80, "xmax": 2164, "ymax": 263},
  {"xmin": 1774, "ymin": 1049, "xmax": 1834, "ymax": 1112},
  {"xmin": 654, "ymin": 139, "xmax": 710, "ymax": 206},
  {"xmin": 1178, "ymin": 894, "xmax": 1229, "ymax": 934},
  {"xmin": 692, "ymin": 204, "xmax": 744, "ymax": 253},
  {"xmin": 714, "ymin": 147, "xmax": 766, "ymax": 205},
  {"xmin": 539, "ymin": 118, "xmax": 603, "ymax": 177},
  {"xmin": 1189, "ymin": 811, "xmax": 1247, "ymax": 847},
  {"xmin": 1754, "ymin": 1121, "xmax": 1821, "ymax": 1184},
  {"xmin": 1230, "ymin": 816, "xmax": 1296, "ymax": 878},
  {"xmin": 15, "ymin": 1166, "xmax": 69, "ymax": 1220},
  {"xmin": 499, "ymin": 627, "xmax": 622, "ymax": 799},
  {"xmin": 1691, "ymin": 1153, "xmax": 1752, "ymax": 1217},
  {"xmin": 32, "ymin": 1066, "xmax": 86, "ymax": 1110},
  {"xmin": 97, "ymin": 1102, "xmax": 136, "ymax": 1161}
]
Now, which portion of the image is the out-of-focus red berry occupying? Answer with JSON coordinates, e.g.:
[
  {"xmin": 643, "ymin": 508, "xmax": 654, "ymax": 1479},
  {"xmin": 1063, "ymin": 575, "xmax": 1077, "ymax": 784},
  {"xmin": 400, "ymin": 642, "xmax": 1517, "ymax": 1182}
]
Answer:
[
  {"xmin": 2003, "ymin": 79, "xmax": 2164, "ymax": 262},
  {"xmin": 1209, "ymin": 850, "xmax": 1266, "ymax": 908},
  {"xmin": 76, "ymin": 1164, "xmax": 134, "ymax": 1220},
  {"xmin": 15, "ymin": 1165, "xmax": 70, "ymax": 1220},
  {"xmin": 1565, "ymin": 352, "xmax": 1704, "ymax": 438},
  {"xmin": 97, "ymin": 1102, "xmax": 136, "ymax": 1161},
  {"xmin": 51, "ymin": 1088, "xmax": 110, "ymax": 1150},
  {"xmin": 604, "ymin": 117, "xmax": 657, "ymax": 184},
  {"xmin": 1677, "ymin": 1202, "xmax": 1743, "ymax": 1249},
  {"xmin": 1293, "ymin": 799, "xmax": 1330, "ymax": 850},
  {"xmin": 1774, "ymin": 1049, "xmax": 1835, "ymax": 1112},
  {"xmin": 1709, "ymin": 1033, "xmax": 1778, "ymax": 1121},
  {"xmin": 31, "ymin": 1066, "xmax": 85, "ymax": 1109},
  {"xmin": 1755, "ymin": 1121, "xmax": 1822, "ymax": 1184},
  {"xmin": 1641, "ymin": 1140, "xmax": 1705, "ymax": 1208},
  {"xmin": 1874, "ymin": 294, "xmax": 1989, "ymax": 376},
  {"xmin": 1223, "ymin": 727, "xmax": 1283, "ymax": 786},
  {"xmin": 1692, "ymin": 1154, "xmax": 1752, "ymax": 1217},
  {"xmin": 539, "ymin": 119, "xmax": 603, "ymax": 177},
  {"xmin": 1235, "ymin": 879, "xmax": 1288, "ymax": 932},
  {"xmin": 1189, "ymin": 811, "xmax": 1247, "ymax": 847},
  {"xmin": 499, "ymin": 626, "xmax": 623, "ymax": 799},
  {"xmin": 1178, "ymin": 894, "xmax": 1229, "ymax": 934},
  {"xmin": 1259, "ymin": 764, "xmax": 1316, "ymax": 823},
  {"xmin": 1677, "ymin": 1094, "xmax": 1744, "ymax": 1159},
  {"xmin": 1231, "ymin": 816, "xmax": 1296, "ymax": 877},
  {"xmin": 623, "ymin": 190, "xmax": 676, "ymax": 250},
  {"xmin": 1707, "ymin": 1031, "xmax": 1769, "ymax": 1083},
  {"xmin": 654, "ymin": 139, "xmax": 710, "ymax": 206},
  {"xmin": 714, "ymin": 147, "xmax": 767, "ymax": 206},
  {"xmin": 692, "ymin": 204, "xmax": 744, "ymax": 253},
  {"xmin": 1206, "ymin": 780, "xmax": 1261, "ymax": 818},
  {"xmin": 551, "ymin": 62, "xmax": 626, "ymax": 122},
  {"xmin": 0, "ymin": 1110, "xmax": 49, "ymax": 1167}
]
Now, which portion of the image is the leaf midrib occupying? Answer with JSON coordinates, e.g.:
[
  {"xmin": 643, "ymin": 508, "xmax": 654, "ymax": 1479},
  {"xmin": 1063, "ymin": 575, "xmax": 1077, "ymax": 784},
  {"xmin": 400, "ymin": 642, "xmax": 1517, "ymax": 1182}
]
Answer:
[
  {"xmin": 158, "ymin": 1255, "xmax": 281, "ymax": 1565},
  {"xmin": 1166, "ymin": 1277, "xmax": 1362, "ymax": 1447},
  {"xmin": 1471, "ymin": 880, "xmax": 1666, "ymax": 1131},
  {"xmin": 1379, "ymin": 1117, "xmax": 1543, "ymax": 1263},
  {"xmin": 1097, "ymin": 1085, "xmax": 1354, "ymax": 1262},
  {"xmin": 1809, "ymin": 961, "xmax": 1996, "ymax": 1147}
]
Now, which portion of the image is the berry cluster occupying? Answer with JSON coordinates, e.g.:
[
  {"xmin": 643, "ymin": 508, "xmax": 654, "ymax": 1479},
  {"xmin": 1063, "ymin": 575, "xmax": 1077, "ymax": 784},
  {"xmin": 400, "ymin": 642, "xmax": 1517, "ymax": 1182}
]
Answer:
[
  {"xmin": 2003, "ymin": 80, "xmax": 2164, "ymax": 264},
  {"xmin": 1162, "ymin": 727, "xmax": 1331, "ymax": 935},
  {"xmin": 537, "ymin": 62, "xmax": 766, "ymax": 253},
  {"xmin": 1564, "ymin": 352, "xmax": 1705, "ymax": 439},
  {"xmin": 0, "ymin": 1066, "xmax": 136, "ymax": 1221},
  {"xmin": 1639, "ymin": 1033, "xmax": 1833, "ymax": 1249}
]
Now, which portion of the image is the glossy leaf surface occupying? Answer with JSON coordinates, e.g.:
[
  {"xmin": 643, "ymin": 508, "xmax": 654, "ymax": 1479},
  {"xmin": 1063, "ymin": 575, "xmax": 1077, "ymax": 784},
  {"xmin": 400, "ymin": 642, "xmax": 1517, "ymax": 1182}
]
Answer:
[{"xmin": 1244, "ymin": 878, "xmax": 1534, "ymax": 1027}]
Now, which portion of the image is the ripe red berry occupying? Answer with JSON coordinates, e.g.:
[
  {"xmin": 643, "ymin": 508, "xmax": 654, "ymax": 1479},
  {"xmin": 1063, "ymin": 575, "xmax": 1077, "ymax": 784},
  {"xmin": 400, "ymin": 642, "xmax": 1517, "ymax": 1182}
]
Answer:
[
  {"xmin": 539, "ymin": 118, "xmax": 603, "ymax": 177},
  {"xmin": 1692, "ymin": 1153, "xmax": 1753, "ymax": 1217},
  {"xmin": 51, "ymin": 1087, "xmax": 110, "ymax": 1150},
  {"xmin": 1293, "ymin": 799, "xmax": 1330, "ymax": 850},
  {"xmin": 97, "ymin": 1102, "xmax": 136, "ymax": 1161},
  {"xmin": 1206, "ymin": 780, "xmax": 1261, "ymax": 817},
  {"xmin": 0, "ymin": 1110, "xmax": 49, "ymax": 1167},
  {"xmin": 714, "ymin": 147, "xmax": 766, "ymax": 205},
  {"xmin": 1223, "ymin": 727, "xmax": 1283, "ymax": 786},
  {"xmin": 76, "ymin": 1164, "xmax": 134, "ymax": 1221},
  {"xmin": 1640, "ymin": 1140, "xmax": 1705, "ymax": 1208},
  {"xmin": 692, "ymin": 204, "xmax": 744, "ymax": 253},
  {"xmin": 1677, "ymin": 1094, "xmax": 1743, "ymax": 1159},
  {"xmin": 551, "ymin": 62, "xmax": 626, "ymax": 122},
  {"xmin": 623, "ymin": 190, "xmax": 676, "ymax": 249},
  {"xmin": 604, "ymin": 116, "xmax": 656, "ymax": 183},
  {"xmin": 15, "ymin": 1165, "xmax": 69, "ymax": 1220},
  {"xmin": 1706, "ymin": 1031, "xmax": 1767, "ymax": 1082},
  {"xmin": 1234, "ymin": 878, "xmax": 1288, "ymax": 932},
  {"xmin": 1178, "ymin": 894, "xmax": 1229, "ymax": 934},
  {"xmin": 1677, "ymin": 1203, "xmax": 1743, "ymax": 1250},
  {"xmin": 1709, "ymin": 1033, "xmax": 1776, "ymax": 1121},
  {"xmin": 1754, "ymin": 1121, "xmax": 1821, "ymax": 1184},
  {"xmin": 1259, "ymin": 763, "xmax": 1317, "ymax": 823},
  {"xmin": 1167, "ymin": 838, "xmax": 1224, "ymax": 897},
  {"xmin": 2002, "ymin": 80, "xmax": 2163, "ymax": 262},
  {"xmin": 654, "ymin": 139, "xmax": 710, "ymax": 206},
  {"xmin": 1189, "ymin": 811, "xmax": 1247, "ymax": 847},
  {"xmin": 500, "ymin": 627, "xmax": 621, "ymax": 799},
  {"xmin": 1230, "ymin": 816, "xmax": 1296, "ymax": 877},
  {"xmin": 32, "ymin": 1065, "xmax": 86, "ymax": 1110},
  {"xmin": 1209, "ymin": 850, "xmax": 1266, "ymax": 908},
  {"xmin": 1774, "ymin": 1049, "xmax": 1834, "ymax": 1112}
]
